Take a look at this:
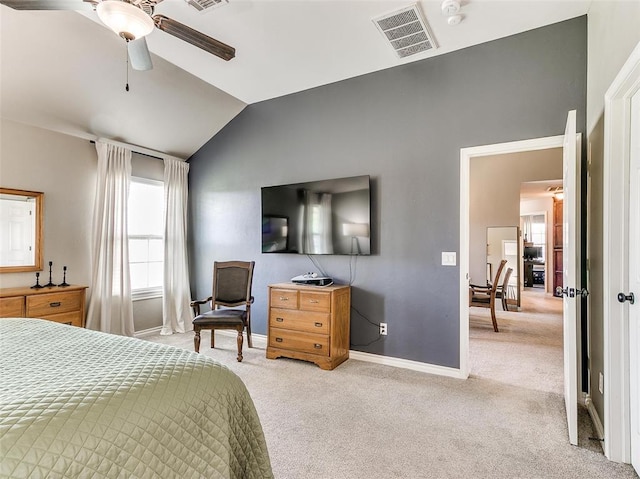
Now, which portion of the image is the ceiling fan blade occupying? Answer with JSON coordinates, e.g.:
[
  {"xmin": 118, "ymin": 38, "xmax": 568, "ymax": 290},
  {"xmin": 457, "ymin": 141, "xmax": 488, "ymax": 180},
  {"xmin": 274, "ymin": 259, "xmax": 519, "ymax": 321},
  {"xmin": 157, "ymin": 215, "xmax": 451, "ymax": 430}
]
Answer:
[
  {"xmin": 0, "ymin": 0, "xmax": 95, "ymax": 10},
  {"xmin": 128, "ymin": 37, "xmax": 153, "ymax": 71},
  {"xmin": 152, "ymin": 14, "xmax": 235, "ymax": 62}
]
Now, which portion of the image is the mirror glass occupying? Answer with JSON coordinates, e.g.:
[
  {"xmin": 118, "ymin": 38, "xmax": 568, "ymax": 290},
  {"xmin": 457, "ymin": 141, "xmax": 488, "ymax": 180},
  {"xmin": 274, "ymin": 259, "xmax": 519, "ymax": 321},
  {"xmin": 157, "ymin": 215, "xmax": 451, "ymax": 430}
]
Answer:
[
  {"xmin": 487, "ymin": 226, "xmax": 521, "ymax": 309},
  {"xmin": 0, "ymin": 188, "xmax": 44, "ymax": 273}
]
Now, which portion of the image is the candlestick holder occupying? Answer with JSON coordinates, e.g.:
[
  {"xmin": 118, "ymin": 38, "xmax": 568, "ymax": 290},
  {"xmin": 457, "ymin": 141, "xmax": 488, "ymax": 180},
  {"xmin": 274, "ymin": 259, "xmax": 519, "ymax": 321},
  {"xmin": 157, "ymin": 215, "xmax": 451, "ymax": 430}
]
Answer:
[
  {"xmin": 31, "ymin": 272, "xmax": 44, "ymax": 289},
  {"xmin": 44, "ymin": 261, "xmax": 55, "ymax": 288},
  {"xmin": 58, "ymin": 266, "xmax": 70, "ymax": 287}
]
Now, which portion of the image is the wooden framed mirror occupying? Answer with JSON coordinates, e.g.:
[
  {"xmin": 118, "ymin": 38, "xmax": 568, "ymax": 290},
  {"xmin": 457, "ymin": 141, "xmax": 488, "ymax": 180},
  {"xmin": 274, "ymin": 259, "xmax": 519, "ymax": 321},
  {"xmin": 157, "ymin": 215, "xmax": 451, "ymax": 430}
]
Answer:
[
  {"xmin": 486, "ymin": 226, "xmax": 521, "ymax": 309},
  {"xmin": 0, "ymin": 188, "xmax": 44, "ymax": 273}
]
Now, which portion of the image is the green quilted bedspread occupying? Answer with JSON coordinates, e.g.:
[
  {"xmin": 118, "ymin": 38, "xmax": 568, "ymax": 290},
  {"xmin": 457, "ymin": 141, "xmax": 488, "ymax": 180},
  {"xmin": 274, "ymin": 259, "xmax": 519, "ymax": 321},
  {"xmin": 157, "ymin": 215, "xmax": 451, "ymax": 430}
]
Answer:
[{"xmin": 0, "ymin": 318, "xmax": 273, "ymax": 479}]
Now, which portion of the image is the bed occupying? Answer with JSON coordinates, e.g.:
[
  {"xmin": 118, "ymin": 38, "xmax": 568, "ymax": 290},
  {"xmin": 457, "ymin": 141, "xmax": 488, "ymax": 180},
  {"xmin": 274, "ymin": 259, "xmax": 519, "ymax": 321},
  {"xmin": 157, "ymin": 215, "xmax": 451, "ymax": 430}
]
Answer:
[{"xmin": 0, "ymin": 318, "xmax": 273, "ymax": 479}]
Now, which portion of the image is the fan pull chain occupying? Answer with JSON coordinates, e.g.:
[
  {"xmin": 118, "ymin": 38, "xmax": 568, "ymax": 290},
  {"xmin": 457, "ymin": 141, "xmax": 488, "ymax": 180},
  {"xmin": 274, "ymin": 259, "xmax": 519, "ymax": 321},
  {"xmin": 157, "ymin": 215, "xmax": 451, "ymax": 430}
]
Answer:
[{"xmin": 125, "ymin": 41, "xmax": 130, "ymax": 92}]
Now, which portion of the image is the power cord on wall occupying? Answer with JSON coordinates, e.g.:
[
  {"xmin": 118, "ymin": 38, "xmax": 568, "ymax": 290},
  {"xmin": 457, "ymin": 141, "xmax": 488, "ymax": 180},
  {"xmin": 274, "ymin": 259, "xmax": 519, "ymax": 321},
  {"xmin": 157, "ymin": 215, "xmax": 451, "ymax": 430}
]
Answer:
[
  {"xmin": 305, "ymin": 254, "xmax": 382, "ymax": 347},
  {"xmin": 350, "ymin": 304, "xmax": 383, "ymax": 347},
  {"xmin": 306, "ymin": 254, "xmax": 328, "ymax": 277}
]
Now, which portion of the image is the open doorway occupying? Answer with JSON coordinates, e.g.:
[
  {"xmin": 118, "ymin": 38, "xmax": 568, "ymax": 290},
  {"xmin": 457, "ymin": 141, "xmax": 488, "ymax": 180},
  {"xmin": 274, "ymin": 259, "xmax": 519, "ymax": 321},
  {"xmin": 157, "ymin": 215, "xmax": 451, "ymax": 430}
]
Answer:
[
  {"xmin": 460, "ymin": 119, "xmax": 590, "ymax": 450},
  {"xmin": 520, "ymin": 179, "xmax": 563, "ymax": 301},
  {"xmin": 466, "ymin": 147, "xmax": 564, "ymax": 390},
  {"xmin": 459, "ymin": 135, "xmax": 566, "ymax": 377}
]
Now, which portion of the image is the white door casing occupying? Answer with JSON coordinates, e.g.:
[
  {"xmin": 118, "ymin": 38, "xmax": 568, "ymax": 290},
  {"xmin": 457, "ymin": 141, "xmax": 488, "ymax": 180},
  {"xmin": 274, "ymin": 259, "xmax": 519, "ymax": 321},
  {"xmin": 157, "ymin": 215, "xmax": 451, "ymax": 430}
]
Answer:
[
  {"xmin": 603, "ymin": 41, "xmax": 640, "ymax": 465},
  {"xmin": 560, "ymin": 110, "xmax": 580, "ymax": 446},
  {"xmin": 459, "ymin": 135, "xmax": 565, "ymax": 378}
]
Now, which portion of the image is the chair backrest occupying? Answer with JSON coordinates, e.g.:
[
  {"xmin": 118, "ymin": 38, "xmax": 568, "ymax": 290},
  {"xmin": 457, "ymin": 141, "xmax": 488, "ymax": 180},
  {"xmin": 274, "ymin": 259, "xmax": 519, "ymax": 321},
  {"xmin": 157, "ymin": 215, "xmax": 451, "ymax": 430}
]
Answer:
[
  {"xmin": 502, "ymin": 267, "xmax": 513, "ymax": 291},
  {"xmin": 490, "ymin": 260, "xmax": 508, "ymax": 294},
  {"xmin": 212, "ymin": 261, "xmax": 255, "ymax": 308}
]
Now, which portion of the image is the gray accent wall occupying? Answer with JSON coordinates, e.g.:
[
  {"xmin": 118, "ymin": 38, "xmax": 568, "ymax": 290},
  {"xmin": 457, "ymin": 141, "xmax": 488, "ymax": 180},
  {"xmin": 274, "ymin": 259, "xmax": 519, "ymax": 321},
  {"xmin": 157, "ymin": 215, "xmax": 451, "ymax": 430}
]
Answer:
[{"xmin": 188, "ymin": 17, "xmax": 587, "ymax": 369}]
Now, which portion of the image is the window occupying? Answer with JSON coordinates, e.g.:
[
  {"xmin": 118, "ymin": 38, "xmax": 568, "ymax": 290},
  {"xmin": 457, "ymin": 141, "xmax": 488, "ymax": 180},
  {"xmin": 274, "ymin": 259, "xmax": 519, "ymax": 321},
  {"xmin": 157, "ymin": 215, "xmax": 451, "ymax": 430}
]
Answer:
[
  {"xmin": 128, "ymin": 178, "xmax": 164, "ymax": 298},
  {"xmin": 522, "ymin": 213, "xmax": 546, "ymax": 258}
]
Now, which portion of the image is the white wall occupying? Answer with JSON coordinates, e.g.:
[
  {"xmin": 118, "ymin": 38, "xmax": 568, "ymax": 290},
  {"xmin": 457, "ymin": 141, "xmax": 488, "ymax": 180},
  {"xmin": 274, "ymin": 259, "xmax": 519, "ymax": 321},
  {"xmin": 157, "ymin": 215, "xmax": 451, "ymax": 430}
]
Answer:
[
  {"xmin": 586, "ymin": 1, "xmax": 640, "ymax": 426},
  {"xmin": 0, "ymin": 119, "xmax": 95, "ymax": 290},
  {"xmin": 0, "ymin": 119, "xmax": 164, "ymax": 332}
]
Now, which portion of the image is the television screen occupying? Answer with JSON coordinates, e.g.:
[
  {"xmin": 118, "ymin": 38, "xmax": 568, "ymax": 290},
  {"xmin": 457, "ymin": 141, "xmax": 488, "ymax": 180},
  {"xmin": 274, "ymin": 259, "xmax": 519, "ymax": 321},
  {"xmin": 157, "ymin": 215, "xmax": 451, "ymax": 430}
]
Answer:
[
  {"xmin": 261, "ymin": 175, "xmax": 371, "ymax": 255},
  {"xmin": 524, "ymin": 246, "xmax": 542, "ymax": 260}
]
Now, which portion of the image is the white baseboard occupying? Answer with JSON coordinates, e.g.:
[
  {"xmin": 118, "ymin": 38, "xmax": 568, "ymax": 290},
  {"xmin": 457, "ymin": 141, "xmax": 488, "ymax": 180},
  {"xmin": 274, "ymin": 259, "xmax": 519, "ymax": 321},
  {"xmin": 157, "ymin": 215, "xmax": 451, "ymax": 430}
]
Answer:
[
  {"xmin": 585, "ymin": 395, "xmax": 605, "ymax": 448},
  {"xmin": 141, "ymin": 328, "xmax": 464, "ymax": 379},
  {"xmin": 134, "ymin": 326, "xmax": 163, "ymax": 338},
  {"xmin": 348, "ymin": 350, "xmax": 467, "ymax": 379},
  {"xmin": 205, "ymin": 329, "xmax": 268, "ymax": 347}
]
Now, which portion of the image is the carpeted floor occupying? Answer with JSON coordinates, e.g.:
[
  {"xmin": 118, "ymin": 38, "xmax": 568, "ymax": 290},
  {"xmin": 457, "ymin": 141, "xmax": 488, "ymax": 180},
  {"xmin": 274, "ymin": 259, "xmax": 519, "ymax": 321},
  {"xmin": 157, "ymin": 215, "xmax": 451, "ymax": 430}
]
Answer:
[{"xmin": 144, "ymin": 290, "xmax": 637, "ymax": 478}]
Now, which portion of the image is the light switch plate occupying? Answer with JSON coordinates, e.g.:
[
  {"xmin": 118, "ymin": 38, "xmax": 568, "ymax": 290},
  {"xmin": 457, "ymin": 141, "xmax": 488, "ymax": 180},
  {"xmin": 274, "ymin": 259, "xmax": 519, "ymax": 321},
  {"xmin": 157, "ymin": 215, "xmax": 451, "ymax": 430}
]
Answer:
[{"xmin": 442, "ymin": 252, "xmax": 456, "ymax": 266}]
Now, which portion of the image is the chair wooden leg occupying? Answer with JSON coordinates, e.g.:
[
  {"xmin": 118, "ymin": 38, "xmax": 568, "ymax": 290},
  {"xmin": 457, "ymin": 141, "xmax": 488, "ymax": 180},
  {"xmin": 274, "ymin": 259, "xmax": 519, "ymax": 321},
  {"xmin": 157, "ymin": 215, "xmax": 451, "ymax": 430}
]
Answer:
[
  {"xmin": 236, "ymin": 327, "xmax": 244, "ymax": 362},
  {"xmin": 211, "ymin": 330, "xmax": 215, "ymax": 349},
  {"xmin": 490, "ymin": 303, "xmax": 499, "ymax": 332},
  {"xmin": 194, "ymin": 328, "xmax": 201, "ymax": 352},
  {"xmin": 246, "ymin": 319, "xmax": 253, "ymax": 349}
]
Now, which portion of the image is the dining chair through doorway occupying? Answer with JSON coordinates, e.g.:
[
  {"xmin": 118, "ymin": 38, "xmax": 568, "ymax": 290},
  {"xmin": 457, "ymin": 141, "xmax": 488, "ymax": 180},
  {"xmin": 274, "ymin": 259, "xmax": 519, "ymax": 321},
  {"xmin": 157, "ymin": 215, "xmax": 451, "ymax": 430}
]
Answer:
[{"xmin": 469, "ymin": 259, "xmax": 508, "ymax": 332}]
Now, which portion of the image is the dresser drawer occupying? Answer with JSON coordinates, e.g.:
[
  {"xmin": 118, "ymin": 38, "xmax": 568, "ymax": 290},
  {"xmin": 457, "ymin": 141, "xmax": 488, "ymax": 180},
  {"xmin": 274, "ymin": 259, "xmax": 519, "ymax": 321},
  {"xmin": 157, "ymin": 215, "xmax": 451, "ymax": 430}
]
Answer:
[
  {"xmin": 26, "ymin": 290, "xmax": 82, "ymax": 318},
  {"xmin": 269, "ymin": 308, "xmax": 330, "ymax": 334},
  {"xmin": 269, "ymin": 329, "xmax": 329, "ymax": 357},
  {"xmin": 40, "ymin": 311, "xmax": 83, "ymax": 327},
  {"xmin": 270, "ymin": 288, "xmax": 299, "ymax": 309},
  {"xmin": 0, "ymin": 296, "xmax": 24, "ymax": 318},
  {"xmin": 299, "ymin": 291, "xmax": 331, "ymax": 312}
]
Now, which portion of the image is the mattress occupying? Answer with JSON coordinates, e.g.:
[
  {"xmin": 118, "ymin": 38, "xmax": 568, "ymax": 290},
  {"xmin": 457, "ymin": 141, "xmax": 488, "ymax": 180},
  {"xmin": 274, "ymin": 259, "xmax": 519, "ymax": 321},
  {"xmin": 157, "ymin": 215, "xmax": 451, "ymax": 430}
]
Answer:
[{"xmin": 0, "ymin": 318, "xmax": 273, "ymax": 479}]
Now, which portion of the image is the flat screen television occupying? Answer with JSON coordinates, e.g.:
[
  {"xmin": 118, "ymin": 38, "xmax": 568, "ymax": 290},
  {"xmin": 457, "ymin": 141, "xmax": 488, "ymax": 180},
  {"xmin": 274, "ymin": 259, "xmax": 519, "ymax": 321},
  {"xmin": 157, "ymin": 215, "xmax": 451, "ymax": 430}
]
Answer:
[
  {"xmin": 261, "ymin": 175, "xmax": 371, "ymax": 255},
  {"xmin": 524, "ymin": 246, "xmax": 543, "ymax": 260}
]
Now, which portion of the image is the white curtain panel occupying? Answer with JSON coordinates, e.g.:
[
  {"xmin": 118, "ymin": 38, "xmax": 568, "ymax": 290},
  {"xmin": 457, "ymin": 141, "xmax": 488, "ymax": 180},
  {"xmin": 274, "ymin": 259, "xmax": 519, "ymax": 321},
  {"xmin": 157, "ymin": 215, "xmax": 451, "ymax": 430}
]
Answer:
[
  {"xmin": 86, "ymin": 141, "xmax": 134, "ymax": 336},
  {"xmin": 161, "ymin": 158, "xmax": 192, "ymax": 335}
]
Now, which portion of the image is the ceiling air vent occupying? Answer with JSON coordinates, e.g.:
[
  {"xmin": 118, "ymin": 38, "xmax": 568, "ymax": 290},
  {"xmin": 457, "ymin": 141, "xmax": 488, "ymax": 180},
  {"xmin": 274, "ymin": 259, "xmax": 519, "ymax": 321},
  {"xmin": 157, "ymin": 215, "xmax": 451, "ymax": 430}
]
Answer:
[
  {"xmin": 372, "ymin": 4, "xmax": 437, "ymax": 59},
  {"xmin": 546, "ymin": 186, "xmax": 563, "ymax": 193},
  {"xmin": 184, "ymin": 0, "xmax": 227, "ymax": 12}
]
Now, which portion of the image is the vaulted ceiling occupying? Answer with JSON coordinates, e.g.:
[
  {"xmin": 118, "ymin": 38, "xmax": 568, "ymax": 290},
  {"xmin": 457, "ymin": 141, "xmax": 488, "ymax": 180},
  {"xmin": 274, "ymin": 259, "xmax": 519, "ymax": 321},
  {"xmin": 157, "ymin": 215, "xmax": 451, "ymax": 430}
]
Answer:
[{"xmin": 0, "ymin": 1, "xmax": 591, "ymax": 158}]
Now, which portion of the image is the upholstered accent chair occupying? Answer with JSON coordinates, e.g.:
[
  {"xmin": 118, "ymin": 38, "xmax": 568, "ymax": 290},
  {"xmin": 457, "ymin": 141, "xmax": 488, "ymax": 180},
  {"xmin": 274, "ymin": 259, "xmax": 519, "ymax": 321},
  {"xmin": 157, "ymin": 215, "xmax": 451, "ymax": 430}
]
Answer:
[{"xmin": 190, "ymin": 261, "xmax": 255, "ymax": 362}]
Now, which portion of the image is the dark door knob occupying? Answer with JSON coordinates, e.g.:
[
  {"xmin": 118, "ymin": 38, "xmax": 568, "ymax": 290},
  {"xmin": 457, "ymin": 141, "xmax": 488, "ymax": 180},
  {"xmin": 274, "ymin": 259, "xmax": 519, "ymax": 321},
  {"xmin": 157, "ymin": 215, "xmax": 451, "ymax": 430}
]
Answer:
[{"xmin": 617, "ymin": 292, "xmax": 635, "ymax": 304}]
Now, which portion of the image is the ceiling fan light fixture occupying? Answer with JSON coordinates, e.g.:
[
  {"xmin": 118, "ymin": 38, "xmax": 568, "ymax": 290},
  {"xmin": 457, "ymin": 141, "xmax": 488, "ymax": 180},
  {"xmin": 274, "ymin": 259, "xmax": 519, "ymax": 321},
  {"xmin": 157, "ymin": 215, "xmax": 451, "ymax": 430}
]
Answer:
[{"xmin": 96, "ymin": 0, "xmax": 155, "ymax": 41}]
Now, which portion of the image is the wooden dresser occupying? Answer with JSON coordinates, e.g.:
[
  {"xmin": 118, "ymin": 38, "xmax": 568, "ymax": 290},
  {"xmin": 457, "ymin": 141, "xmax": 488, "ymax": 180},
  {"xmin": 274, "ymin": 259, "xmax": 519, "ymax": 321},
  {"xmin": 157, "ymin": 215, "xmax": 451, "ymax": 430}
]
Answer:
[
  {"xmin": 0, "ymin": 285, "xmax": 88, "ymax": 327},
  {"xmin": 266, "ymin": 283, "xmax": 350, "ymax": 370}
]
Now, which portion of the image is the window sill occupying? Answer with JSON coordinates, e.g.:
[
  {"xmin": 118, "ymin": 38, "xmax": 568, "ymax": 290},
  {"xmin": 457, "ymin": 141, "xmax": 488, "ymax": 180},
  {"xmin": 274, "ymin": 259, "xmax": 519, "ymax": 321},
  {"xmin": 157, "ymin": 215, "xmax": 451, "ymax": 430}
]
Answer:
[{"xmin": 132, "ymin": 288, "xmax": 162, "ymax": 302}]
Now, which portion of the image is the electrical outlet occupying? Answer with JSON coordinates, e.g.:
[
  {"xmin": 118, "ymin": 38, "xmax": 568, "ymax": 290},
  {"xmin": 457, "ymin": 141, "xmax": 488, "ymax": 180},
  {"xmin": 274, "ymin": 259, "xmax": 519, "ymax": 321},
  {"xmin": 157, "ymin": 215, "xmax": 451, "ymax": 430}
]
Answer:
[
  {"xmin": 599, "ymin": 372, "xmax": 604, "ymax": 394},
  {"xmin": 379, "ymin": 322, "xmax": 388, "ymax": 336}
]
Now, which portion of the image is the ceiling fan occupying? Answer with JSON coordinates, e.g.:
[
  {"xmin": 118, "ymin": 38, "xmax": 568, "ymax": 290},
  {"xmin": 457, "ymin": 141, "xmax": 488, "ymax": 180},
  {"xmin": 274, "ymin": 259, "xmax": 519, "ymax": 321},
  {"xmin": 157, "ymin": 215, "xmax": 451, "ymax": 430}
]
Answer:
[{"xmin": 0, "ymin": 0, "xmax": 235, "ymax": 71}]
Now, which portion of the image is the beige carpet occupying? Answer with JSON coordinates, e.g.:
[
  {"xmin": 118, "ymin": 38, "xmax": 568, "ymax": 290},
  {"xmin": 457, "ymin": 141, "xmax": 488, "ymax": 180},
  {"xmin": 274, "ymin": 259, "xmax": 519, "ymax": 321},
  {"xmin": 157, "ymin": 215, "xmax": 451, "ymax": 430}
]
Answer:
[
  {"xmin": 469, "ymin": 288, "xmax": 564, "ymax": 394},
  {"xmin": 145, "ymin": 293, "xmax": 637, "ymax": 479}
]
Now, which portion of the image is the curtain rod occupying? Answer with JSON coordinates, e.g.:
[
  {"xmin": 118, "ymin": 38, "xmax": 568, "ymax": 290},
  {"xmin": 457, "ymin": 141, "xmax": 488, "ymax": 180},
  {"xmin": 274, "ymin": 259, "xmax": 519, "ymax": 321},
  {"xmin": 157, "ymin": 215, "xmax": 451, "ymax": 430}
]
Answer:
[{"xmin": 88, "ymin": 139, "xmax": 184, "ymax": 162}]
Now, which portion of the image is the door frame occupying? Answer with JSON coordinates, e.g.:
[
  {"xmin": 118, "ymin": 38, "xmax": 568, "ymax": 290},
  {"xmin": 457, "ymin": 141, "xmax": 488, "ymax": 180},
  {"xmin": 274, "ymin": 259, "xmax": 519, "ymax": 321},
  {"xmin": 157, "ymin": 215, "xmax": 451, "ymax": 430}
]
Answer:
[
  {"xmin": 459, "ymin": 135, "xmax": 564, "ymax": 378},
  {"xmin": 602, "ymin": 41, "xmax": 640, "ymax": 463}
]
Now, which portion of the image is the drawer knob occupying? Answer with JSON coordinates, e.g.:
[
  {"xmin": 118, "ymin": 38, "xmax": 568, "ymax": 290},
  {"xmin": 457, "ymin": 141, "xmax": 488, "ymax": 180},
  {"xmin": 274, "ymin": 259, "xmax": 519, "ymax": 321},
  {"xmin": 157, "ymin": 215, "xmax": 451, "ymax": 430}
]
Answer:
[
  {"xmin": 279, "ymin": 297, "xmax": 289, "ymax": 301},
  {"xmin": 314, "ymin": 344, "xmax": 322, "ymax": 349},
  {"xmin": 276, "ymin": 317, "xmax": 284, "ymax": 322},
  {"xmin": 314, "ymin": 322, "xmax": 323, "ymax": 327},
  {"xmin": 49, "ymin": 302, "xmax": 61, "ymax": 307},
  {"xmin": 275, "ymin": 337, "xmax": 283, "ymax": 343},
  {"xmin": 309, "ymin": 300, "xmax": 319, "ymax": 304}
]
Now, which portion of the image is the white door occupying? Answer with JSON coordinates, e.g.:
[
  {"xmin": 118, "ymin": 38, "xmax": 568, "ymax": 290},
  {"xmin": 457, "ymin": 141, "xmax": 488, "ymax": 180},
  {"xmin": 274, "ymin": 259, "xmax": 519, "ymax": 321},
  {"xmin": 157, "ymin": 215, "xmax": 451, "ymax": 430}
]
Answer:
[
  {"xmin": 629, "ymin": 90, "xmax": 640, "ymax": 474},
  {"xmin": 561, "ymin": 110, "xmax": 580, "ymax": 446}
]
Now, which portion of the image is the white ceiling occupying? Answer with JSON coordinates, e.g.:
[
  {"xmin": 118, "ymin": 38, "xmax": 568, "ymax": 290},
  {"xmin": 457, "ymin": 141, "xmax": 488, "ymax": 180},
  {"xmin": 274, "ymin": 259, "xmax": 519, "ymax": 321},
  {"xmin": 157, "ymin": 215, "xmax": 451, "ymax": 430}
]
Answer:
[
  {"xmin": 0, "ymin": 0, "xmax": 592, "ymax": 158},
  {"xmin": 521, "ymin": 179, "xmax": 563, "ymax": 200}
]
